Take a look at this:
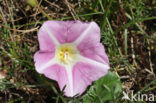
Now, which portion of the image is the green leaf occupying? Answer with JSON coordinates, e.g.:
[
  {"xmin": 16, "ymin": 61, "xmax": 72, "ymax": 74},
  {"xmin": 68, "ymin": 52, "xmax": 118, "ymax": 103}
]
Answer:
[
  {"xmin": 27, "ymin": 0, "xmax": 38, "ymax": 7},
  {"xmin": 95, "ymin": 71, "xmax": 122, "ymax": 102},
  {"xmin": 83, "ymin": 71, "xmax": 122, "ymax": 103}
]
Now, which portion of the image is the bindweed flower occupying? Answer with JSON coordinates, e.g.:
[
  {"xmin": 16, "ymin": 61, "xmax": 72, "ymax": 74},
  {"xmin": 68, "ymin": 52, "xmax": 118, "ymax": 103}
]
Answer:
[{"xmin": 34, "ymin": 21, "xmax": 110, "ymax": 97}]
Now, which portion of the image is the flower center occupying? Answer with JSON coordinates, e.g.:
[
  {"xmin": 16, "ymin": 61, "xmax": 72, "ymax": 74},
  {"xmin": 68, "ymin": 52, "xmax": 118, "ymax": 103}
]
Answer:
[{"xmin": 55, "ymin": 43, "xmax": 79, "ymax": 65}]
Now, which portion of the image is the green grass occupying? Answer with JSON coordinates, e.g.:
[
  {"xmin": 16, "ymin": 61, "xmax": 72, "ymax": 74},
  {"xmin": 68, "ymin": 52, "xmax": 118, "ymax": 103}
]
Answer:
[{"xmin": 0, "ymin": 0, "xmax": 156, "ymax": 102}]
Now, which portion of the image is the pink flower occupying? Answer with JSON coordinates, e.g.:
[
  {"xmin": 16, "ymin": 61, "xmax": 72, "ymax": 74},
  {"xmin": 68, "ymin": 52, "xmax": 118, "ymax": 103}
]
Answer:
[{"xmin": 34, "ymin": 21, "xmax": 110, "ymax": 97}]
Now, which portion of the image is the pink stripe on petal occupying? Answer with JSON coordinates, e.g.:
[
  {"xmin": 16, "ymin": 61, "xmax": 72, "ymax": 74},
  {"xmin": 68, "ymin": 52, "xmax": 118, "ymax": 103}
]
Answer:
[{"xmin": 73, "ymin": 62, "xmax": 109, "ymax": 95}]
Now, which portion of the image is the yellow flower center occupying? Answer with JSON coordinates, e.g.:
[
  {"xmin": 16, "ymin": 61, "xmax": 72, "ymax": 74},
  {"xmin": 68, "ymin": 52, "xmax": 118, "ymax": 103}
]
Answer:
[{"xmin": 55, "ymin": 43, "xmax": 79, "ymax": 65}]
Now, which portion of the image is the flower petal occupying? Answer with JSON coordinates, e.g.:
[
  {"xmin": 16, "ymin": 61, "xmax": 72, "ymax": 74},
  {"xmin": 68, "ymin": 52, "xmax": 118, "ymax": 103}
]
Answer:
[
  {"xmin": 38, "ymin": 21, "xmax": 60, "ymax": 51},
  {"xmin": 42, "ymin": 64, "xmax": 74, "ymax": 97},
  {"xmin": 73, "ymin": 21, "xmax": 109, "ymax": 64},
  {"xmin": 73, "ymin": 62, "xmax": 109, "ymax": 95},
  {"xmin": 78, "ymin": 43, "xmax": 109, "ymax": 64},
  {"xmin": 34, "ymin": 20, "xmax": 110, "ymax": 97},
  {"xmin": 34, "ymin": 52, "xmax": 73, "ymax": 96},
  {"xmin": 40, "ymin": 64, "xmax": 61, "ymax": 81},
  {"xmin": 66, "ymin": 21, "xmax": 93, "ymax": 42},
  {"xmin": 73, "ymin": 22, "xmax": 99, "ymax": 45},
  {"xmin": 34, "ymin": 51, "xmax": 55, "ymax": 73},
  {"xmin": 40, "ymin": 21, "xmax": 96, "ymax": 44},
  {"xmin": 38, "ymin": 21, "xmax": 101, "ymax": 51},
  {"xmin": 77, "ymin": 54, "xmax": 109, "ymax": 69},
  {"xmin": 41, "ymin": 21, "xmax": 67, "ymax": 44}
]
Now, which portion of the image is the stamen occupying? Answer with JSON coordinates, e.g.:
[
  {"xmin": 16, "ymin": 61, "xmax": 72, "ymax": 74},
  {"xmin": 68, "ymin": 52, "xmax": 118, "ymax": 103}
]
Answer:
[{"xmin": 55, "ymin": 43, "xmax": 79, "ymax": 65}]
